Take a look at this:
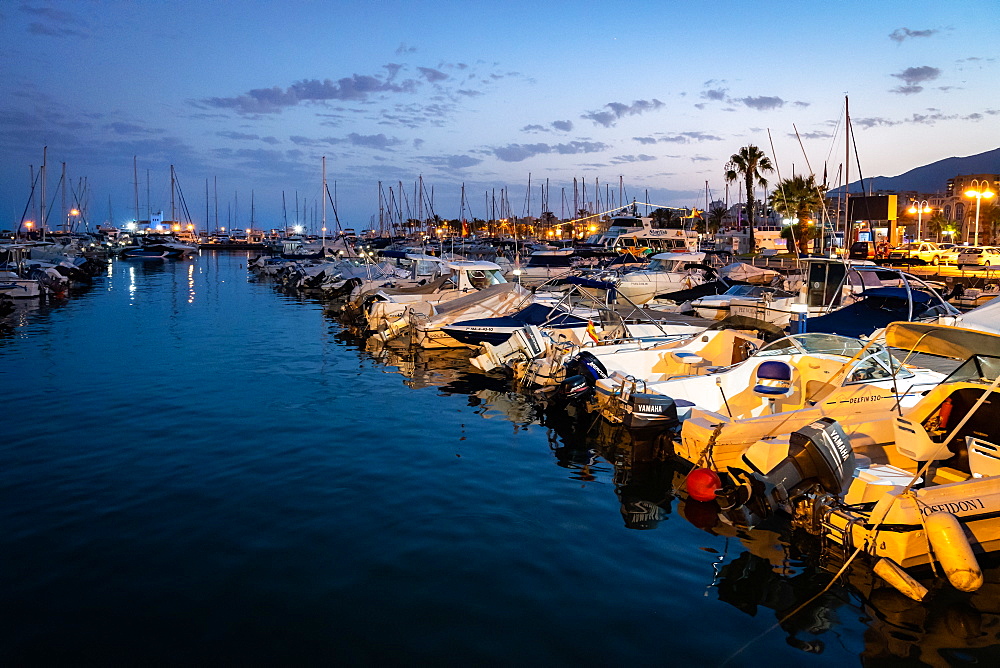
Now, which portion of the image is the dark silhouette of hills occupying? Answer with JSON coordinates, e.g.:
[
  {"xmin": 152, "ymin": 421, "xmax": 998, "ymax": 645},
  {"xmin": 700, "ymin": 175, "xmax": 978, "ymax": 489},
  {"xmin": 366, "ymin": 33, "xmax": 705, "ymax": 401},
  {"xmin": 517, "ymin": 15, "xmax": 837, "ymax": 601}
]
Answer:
[{"xmin": 832, "ymin": 146, "xmax": 1000, "ymax": 195}]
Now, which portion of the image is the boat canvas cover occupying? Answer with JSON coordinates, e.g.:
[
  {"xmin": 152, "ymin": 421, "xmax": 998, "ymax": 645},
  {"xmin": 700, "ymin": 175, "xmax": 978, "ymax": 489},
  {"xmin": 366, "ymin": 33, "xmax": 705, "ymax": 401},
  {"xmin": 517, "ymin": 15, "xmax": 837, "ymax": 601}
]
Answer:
[
  {"xmin": 649, "ymin": 252, "xmax": 706, "ymax": 263},
  {"xmin": 717, "ymin": 262, "xmax": 779, "ymax": 284},
  {"xmin": 377, "ymin": 275, "xmax": 452, "ymax": 295},
  {"xmin": 952, "ymin": 295, "xmax": 1000, "ymax": 336},
  {"xmin": 884, "ymin": 321, "xmax": 1000, "ymax": 360},
  {"xmin": 652, "ymin": 279, "xmax": 735, "ymax": 304},
  {"xmin": 563, "ymin": 276, "xmax": 617, "ymax": 291},
  {"xmin": 452, "ymin": 302, "xmax": 590, "ymax": 329},
  {"xmin": 431, "ymin": 282, "xmax": 531, "ymax": 317},
  {"xmin": 805, "ymin": 287, "xmax": 936, "ymax": 338}
]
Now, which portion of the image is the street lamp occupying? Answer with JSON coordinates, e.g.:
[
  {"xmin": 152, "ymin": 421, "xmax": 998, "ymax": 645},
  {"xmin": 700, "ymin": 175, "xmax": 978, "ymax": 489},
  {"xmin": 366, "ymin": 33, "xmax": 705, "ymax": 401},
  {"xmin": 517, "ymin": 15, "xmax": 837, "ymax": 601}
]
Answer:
[
  {"xmin": 965, "ymin": 179, "xmax": 995, "ymax": 246},
  {"xmin": 907, "ymin": 200, "xmax": 931, "ymax": 242}
]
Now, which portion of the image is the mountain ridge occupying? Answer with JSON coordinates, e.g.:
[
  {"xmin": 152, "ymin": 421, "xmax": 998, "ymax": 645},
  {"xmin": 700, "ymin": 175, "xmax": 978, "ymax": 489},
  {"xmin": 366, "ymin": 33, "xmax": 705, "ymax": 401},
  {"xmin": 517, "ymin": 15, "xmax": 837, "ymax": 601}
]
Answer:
[{"xmin": 832, "ymin": 146, "xmax": 1000, "ymax": 195}]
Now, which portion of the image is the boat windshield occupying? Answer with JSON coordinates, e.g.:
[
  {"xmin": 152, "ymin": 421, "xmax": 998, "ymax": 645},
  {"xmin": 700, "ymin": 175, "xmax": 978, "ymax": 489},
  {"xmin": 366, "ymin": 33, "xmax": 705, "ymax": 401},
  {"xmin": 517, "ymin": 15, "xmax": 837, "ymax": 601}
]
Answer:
[
  {"xmin": 941, "ymin": 355, "xmax": 1000, "ymax": 385},
  {"xmin": 724, "ymin": 284, "xmax": 761, "ymax": 297},
  {"xmin": 757, "ymin": 333, "xmax": 914, "ymax": 382},
  {"xmin": 757, "ymin": 333, "xmax": 867, "ymax": 358},
  {"xmin": 645, "ymin": 257, "xmax": 681, "ymax": 272},
  {"xmin": 844, "ymin": 347, "xmax": 915, "ymax": 383}
]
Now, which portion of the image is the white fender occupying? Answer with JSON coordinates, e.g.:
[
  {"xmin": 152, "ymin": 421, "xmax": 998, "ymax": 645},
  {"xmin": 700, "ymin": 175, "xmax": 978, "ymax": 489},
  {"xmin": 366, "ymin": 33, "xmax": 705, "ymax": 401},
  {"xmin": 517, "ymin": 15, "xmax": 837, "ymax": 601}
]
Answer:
[
  {"xmin": 926, "ymin": 511, "xmax": 983, "ymax": 592},
  {"xmin": 874, "ymin": 557, "xmax": 928, "ymax": 602}
]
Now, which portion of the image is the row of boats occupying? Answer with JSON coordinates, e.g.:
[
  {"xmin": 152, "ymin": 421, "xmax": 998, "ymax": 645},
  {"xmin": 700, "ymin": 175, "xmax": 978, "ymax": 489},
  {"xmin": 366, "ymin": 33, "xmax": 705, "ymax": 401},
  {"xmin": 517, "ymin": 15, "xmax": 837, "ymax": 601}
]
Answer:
[
  {"xmin": 0, "ymin": 240, "xmax": 108, "ymax": 306},
  {"xmin": 251, "ymin": 235, "xmax": 1000, "ymax": 605}
]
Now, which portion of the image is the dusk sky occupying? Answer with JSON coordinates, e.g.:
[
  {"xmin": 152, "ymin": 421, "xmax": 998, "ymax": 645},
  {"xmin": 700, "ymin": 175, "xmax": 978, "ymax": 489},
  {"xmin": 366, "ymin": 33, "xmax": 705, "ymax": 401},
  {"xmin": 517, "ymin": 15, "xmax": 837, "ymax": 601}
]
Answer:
[{"xmin": 2, "ymin": 1, "xmax": 998, "ymax": 233}]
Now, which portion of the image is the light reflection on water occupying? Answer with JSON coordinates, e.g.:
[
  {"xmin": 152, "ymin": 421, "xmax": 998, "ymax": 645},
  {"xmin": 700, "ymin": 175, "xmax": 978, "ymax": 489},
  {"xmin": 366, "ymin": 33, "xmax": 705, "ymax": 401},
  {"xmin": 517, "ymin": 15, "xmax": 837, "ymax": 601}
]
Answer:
[{"xmin": 1, "ymin": 251, "xmax": 998, "ymax": 665}]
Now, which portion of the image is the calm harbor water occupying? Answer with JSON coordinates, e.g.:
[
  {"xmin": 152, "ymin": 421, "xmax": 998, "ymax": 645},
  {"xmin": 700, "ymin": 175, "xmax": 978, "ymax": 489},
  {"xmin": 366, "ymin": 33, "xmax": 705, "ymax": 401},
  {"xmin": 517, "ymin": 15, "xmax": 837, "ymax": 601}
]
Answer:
[{"xmin": 3, "ymin": 252, "xmax": 998, "ymax": 666}]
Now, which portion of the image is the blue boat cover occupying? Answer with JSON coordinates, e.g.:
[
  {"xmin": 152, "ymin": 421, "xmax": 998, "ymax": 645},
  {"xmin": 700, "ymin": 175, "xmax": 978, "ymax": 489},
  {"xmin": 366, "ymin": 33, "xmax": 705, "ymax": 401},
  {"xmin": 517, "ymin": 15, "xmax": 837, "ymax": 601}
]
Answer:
[
  {"xmin": 563, "ymin": 276, "xmax": 617, "ymax": 290},
  {"xmin": 806, "ymin": 288, "xmax": 934, "ymax": 338}
]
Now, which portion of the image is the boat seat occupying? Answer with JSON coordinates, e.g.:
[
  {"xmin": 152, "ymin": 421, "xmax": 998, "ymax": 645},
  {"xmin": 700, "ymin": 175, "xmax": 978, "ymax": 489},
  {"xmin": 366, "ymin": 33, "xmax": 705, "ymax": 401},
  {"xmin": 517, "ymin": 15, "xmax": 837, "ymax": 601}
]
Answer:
[
  {"xmin": 893, "ymin": 417, "xmax": 951, "ymax": 462},
  {"xmin": 752, "ymin": 360, "xmax": 794, "ymax": 397},
  {"xmin": 753, "ymin": 360, "xmax": 794, "ymax": 413},
  {"xmin": 967, "ymin": 437, "xmax": 1000, "ymax": 478},
  {"xmin": 671, "ymin": 351, "xmax": 704, "ymax": 365}
]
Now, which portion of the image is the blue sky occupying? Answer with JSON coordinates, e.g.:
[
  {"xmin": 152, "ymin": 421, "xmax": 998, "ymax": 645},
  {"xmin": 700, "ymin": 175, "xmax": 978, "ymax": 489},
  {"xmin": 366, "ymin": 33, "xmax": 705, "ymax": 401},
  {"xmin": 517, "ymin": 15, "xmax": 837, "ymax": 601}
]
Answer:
[{"xmin": 2, "ymin": 0, "xmax": 998, "ymax": 232}]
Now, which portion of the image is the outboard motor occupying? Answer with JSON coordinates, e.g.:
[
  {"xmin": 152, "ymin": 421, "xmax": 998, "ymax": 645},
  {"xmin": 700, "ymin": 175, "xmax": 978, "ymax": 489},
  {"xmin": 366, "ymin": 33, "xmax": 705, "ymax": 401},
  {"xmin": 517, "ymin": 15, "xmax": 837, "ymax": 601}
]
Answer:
[
  {"xmin": 566, "ymin": 350, "xmax": 608, "ymax": 383},
  {"xmin": 558, "ymin": 351, "xmax": 609, "ymax": 403},
  {"xmin": 722, "ymin": 417, "xmax": 855, "ymax": 521},
  {"xmin": 624, "ymin": 393, "xmax": 679, "ymax": 430},
  {"xmin": 558, "ymin": 374, "xmax": 593, "ymax": 401}
]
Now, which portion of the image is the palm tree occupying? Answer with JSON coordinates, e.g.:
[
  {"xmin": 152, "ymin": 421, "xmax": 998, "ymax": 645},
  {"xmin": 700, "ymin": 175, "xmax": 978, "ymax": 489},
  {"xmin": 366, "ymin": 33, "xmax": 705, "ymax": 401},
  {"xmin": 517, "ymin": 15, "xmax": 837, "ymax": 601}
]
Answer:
[
  {"xmin": 724, "ymin": 145, "xmax": 774, "ymax": 253},
  {"xmin": 769, "ymin": 175, "xmax": 826, "ymax": 254},
  {"xmin": 927, "ymin": 212, "xmax": 948, "ymax": 242},
  {"xmin": 706, "ymin": 205, "xmax": 727, "ymax": 235},
  {"xmin": 650, "ymin": 207, "xmax": 680, "ymax": 228},
  {"xmin": 978, "ymin": 201, "xmax": 1000, "ymax": 245}
]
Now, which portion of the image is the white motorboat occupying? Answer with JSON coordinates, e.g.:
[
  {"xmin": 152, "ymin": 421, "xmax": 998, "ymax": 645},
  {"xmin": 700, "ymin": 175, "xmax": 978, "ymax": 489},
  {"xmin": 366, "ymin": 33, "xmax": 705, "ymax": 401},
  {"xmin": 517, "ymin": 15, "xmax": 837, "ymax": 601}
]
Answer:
[
  {"xmin": 573, "ymin": 331, "xmax": 945, "ymax": 430},
  {"xmin": 356, "ymin": 260, "xmax": 508, "ymax": 335},
  {"xmin": 613, "ymin": 252, "xmax": 712, "ymax": 305},
  {"xmin": 691, "ymin": 284, "xmax": 797, "ymax": 321}
]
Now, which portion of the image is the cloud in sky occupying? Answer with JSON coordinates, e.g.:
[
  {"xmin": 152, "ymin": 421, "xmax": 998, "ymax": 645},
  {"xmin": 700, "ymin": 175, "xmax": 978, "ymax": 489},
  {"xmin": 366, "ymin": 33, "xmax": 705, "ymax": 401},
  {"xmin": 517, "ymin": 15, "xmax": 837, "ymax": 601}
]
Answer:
[
  {"xmin": 610, "ymin": 154, "xmax": 657, "ymax": 165},
  {"xmin": 521, "ymin": 120, "xmax": 575, "ymax": 133},
  {"xmin": 697, "ymin": 85, "xmax": 803, "ymax": 112},
  {"xmin": 424, "ymin": 154, "xmax": 483, "ymax": 169},
  {"xmin": 417, "ymin": 67, "xmax": 448, "ymax": 83},
  {"xmin": 738, "ymin": 96, "xmax": 785, "ymax": 111},
  {"xmin": 198, "ymin": 71, "xmax": 422, "ymax": 114},
  {"xmin": 889, "ymin": 27, "xmax": 939, "ymax": 43},
  {"xmin": 491, "ymin": 141, "xmax": 609, "ymax": 162},
  {"xmin": 889, "ymin": 65, "xmax": 941, "ymax": 95},
  {"xmin": 852, "ymin": 108, "xmax": 993, "ymax": 129},
  {"xmin": 20, "ymin": 4, "xmax": 89, "ymax": 38},
  {"xmin": 633, "ymin": 131, "xmax": 723, "ymax": 144},
  {"xmin": 581, "ymin": 99, "xmax": 664, "ymax": 128}
]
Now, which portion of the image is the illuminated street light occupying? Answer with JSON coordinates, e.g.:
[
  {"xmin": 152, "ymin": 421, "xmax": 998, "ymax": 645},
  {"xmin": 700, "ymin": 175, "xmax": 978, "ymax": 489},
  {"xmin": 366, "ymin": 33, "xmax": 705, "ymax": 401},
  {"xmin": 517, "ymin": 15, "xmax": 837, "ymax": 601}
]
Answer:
[
  {"xmin": 907, "ymin": 199, "xmax": 931, "ymax": 242},
  {"xmin": 965, "ymin": 179, "xmax": 995, "ymax": 246},
  {"xmin": 65, "ymin": 207, "xmax": 81, "ymax": 233}
]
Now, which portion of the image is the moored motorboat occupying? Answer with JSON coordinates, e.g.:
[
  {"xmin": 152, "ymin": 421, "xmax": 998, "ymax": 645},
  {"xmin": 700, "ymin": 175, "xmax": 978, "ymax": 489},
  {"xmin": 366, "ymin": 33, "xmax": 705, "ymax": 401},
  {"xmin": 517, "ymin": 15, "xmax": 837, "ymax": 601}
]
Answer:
[{"xmin": 673, "ymin": 322, "xmax": 1000, "ymax": 596}]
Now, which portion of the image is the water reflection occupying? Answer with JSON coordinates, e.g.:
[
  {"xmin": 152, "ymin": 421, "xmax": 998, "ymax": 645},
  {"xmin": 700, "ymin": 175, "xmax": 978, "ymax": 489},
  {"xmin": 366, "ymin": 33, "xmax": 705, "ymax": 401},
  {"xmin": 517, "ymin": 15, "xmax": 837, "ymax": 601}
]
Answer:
[{"xmin": 354, "ymin": 340, "xmax": 1000, "ymax": 660}]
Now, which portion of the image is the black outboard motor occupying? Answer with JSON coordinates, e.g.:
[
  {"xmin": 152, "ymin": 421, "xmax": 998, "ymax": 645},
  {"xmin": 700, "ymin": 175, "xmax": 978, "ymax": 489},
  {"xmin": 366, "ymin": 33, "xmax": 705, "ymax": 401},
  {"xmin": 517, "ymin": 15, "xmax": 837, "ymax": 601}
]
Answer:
[
  {"xmin": 558, "ymin": 351, "xmax": 609, "ymax": 403},
  {"xmin": 723, "ymin": 418, "xmax": 855, "ymax": 521},
  {"xmin": 558, "ymin": 374, "xmax": 593, "ymax": 401},
  {"xmin": 566, "ymin": 350, "xmax": 608, "ymax": 382}
]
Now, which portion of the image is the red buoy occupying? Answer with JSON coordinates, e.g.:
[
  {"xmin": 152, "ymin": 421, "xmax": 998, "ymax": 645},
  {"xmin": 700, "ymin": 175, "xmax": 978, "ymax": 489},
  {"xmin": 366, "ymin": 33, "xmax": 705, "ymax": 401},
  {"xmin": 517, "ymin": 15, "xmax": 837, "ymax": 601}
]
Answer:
[{"xmin": 686, "ymin": 468, "xmax": 722, "ymax": 502}]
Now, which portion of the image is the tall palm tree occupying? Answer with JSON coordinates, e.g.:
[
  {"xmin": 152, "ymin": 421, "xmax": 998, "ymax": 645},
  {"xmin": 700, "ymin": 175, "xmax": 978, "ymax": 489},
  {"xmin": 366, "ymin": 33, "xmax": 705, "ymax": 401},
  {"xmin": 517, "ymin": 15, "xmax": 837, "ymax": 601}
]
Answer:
[
  {"xmin": 724, "ymin": 145, "xmax": 774, "ymax": 252},
  {"xmin": 769, "ymin": 175, "xmax": 826, "ymax": 254}
]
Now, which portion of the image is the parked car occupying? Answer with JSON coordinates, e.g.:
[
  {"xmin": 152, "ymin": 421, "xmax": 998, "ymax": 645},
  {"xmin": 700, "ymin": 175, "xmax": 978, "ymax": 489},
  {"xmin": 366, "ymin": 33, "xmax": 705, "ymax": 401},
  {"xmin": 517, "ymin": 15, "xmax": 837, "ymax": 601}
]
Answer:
[
  {"xmin": 957, "ymin": 246, "xmax": 1000, "ymax": 267},
  {"xmin": 848, "ymin": 241, "xmax": 876, "ymax": 261},
  {"xmin": 886, "ymin": 241, "xmax": 943, "ymax": 265},
  {"xmin": 937, "ymin": 242, "xmax": 961, "ymax": 265}
]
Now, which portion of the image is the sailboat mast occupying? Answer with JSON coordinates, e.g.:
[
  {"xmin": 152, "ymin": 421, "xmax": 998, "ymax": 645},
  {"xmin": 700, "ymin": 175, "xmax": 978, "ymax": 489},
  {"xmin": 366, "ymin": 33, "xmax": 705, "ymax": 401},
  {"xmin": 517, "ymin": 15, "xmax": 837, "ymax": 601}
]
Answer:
[
  {"xmin": 61, "ymin": 162, "xmax": 67, "ymax": 232},
  {"xmin": 132, "ymin": 156, "xmax": 139, "ymax": 229},
  {"xmin": 170, "ymin": 165, "xmax": 176, "ymax": 224},
  {"xmin": 843, "ymin": 95, "xmax": 850, "ymax": 249},
  {"xmin": 40, "ymin": 147, "xmax": 47, "ymax": 234},
  {"xmin": 321, "ymin": 156, "xmax": 327, "ymax": 246}
]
